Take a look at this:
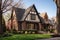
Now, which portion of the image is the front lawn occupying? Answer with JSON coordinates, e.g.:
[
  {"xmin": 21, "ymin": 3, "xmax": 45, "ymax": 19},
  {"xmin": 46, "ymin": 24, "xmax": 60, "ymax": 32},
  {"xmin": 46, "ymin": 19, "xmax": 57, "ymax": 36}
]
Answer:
[{"xmin": 0, "ymin": 34, "xmax": 51, "ymax": 40}]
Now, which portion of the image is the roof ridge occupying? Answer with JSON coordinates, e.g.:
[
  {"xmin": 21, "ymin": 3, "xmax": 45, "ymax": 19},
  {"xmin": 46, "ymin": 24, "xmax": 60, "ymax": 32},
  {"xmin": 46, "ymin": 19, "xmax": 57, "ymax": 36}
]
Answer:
[{"xmin": 13, "ymin": 7, "xmax": 26, "ymax": 10}]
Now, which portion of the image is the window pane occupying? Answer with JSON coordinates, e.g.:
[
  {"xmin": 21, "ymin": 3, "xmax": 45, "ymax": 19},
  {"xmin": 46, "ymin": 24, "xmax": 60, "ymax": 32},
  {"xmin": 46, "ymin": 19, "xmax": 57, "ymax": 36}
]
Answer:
[
  {"xmin": 27, "ymin": 23, "xmax": 34, "ymax": 30},
  {"xmin": 31, "ymin": 14, "xmax": 36, "ymax": 20}
]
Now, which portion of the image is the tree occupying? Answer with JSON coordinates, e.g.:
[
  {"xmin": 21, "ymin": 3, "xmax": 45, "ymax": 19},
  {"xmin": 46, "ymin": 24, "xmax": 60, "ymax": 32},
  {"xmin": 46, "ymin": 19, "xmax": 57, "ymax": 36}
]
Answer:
[{"xmin": 0, "ymin": 0, "xmax": 23, "ymax": 34}]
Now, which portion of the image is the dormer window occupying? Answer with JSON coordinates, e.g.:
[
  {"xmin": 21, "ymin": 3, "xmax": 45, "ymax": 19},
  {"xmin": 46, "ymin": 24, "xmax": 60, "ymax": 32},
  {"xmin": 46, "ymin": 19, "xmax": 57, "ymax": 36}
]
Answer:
[
  {"xmin": 31, "ymin": 14, "xmax": 36, "ymax": 20},
  {"xmin": 30, "ymin": 11, "xmax": 34, "ymax": 13}
]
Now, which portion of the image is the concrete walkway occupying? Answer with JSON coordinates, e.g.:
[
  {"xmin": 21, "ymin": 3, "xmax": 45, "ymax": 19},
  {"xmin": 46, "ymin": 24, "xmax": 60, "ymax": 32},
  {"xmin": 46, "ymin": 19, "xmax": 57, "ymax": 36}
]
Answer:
[{"xmin": 36, "ymin": 37, "xmax": 60, "ymax": 40}]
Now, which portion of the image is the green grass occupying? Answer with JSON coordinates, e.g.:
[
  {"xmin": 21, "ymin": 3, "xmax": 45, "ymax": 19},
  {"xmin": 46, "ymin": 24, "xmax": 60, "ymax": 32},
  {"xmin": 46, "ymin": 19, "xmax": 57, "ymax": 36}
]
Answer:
[{"xmin": 0, "ymin": 34, "xmax": 51, "ymax": 40}]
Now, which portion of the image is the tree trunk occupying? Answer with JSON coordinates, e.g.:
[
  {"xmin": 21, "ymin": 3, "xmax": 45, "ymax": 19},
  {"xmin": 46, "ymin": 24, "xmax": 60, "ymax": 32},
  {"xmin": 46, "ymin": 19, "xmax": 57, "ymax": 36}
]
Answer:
[
  {"xmin": 0, "ymin": 0, "xmax": 3, "ymax": 34},
  {"xmin": 56, "ymin": 7, "xmax": 60, "ymax": 34}
]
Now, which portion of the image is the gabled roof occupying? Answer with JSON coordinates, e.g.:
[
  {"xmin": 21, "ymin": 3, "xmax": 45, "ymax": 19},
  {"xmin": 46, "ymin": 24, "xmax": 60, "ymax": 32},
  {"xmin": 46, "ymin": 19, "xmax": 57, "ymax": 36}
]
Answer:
[
  {"xmin": 11, "ymin": 4, "xmax": 43, "ymax": 23},
  {"xmin": 14, "ymin": 8, "xmax": 25, "ymax": 21},
  {"xmin": 21, "ymin": 4, "xmax": 33, "ymax": 21},
  {"xmin": 22, "ymin": 4, "xmax": 43, "ymax": 23}
]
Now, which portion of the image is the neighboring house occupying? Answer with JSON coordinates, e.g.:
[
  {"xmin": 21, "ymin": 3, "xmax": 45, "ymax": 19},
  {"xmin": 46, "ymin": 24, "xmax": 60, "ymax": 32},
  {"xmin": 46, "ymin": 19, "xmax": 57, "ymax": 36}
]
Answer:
[
  {"xmin": 6, "ymin": 4, "xmax": 43, "ymax": 33},
  {"xmin": 40, "ymin": 12, "xmax": 54, "ymax": 33},
  {"xmin": 50, "ymin": 17, "xmax": 57, "ymax": 33},
  {"xmin": 40, "ymin": 12, "xmax": 48, "ymax": 22}
]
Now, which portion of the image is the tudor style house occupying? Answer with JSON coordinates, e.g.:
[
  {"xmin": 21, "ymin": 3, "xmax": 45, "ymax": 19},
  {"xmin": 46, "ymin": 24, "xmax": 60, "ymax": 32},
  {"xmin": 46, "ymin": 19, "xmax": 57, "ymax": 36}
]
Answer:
[
  {"xmin": 40, "ymin": 12, "xmax": 54, "ymax": 33},
  {"xmin": 6, "ymin": 4, "xmax": 43, "ymax": 32}
]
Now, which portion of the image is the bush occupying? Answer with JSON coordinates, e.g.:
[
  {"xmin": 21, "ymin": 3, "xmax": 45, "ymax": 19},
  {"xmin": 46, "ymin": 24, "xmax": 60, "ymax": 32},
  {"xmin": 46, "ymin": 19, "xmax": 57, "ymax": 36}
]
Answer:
[
  {"xmin": 50, "ymin": 29, "xmax": 54, "ymax": 33},
  {"xmin": 28, "ymin": 31, "xmax": 31, "ymax": 34},
  {"xmin": 32, "ymin": 32, "xmax": 35, "ymax": 34},
  {"xmin": 12, "ymin": 29, "xmax": 17, "ymax": 33},
  {"xmin": 0, "ymin": 35, "xmax": 2, "ymax": 37},
  {"xmin": 25, "ymin": 31, "xmax": 28, "ymax": 34},
  {"xmin": 17, "ymin": 30, "xmax": 37, "ymax": 34},
  {"xmin": 2, "ymin": 32, "xmax": 13, "ymax": 37},
  {"xmin": 20, "ymin": 31, "xmax": 24, "ymax": 34}
]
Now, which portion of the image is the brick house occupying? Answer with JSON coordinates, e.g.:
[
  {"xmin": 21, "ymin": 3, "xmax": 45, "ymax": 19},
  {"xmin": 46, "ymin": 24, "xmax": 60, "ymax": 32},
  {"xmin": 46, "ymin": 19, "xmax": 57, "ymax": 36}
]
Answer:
[
  {"xmin": 40, "ymin": 12, "xmax": 54, "ymax": 33},
  {"xmin": 6, "ymin": 4, "xmax": 43, "ymax": 33}
]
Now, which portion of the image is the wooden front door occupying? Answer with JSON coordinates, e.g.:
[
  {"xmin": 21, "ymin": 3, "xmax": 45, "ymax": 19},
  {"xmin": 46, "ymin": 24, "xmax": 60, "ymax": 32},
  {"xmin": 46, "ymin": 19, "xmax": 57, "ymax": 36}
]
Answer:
[{"xmin": 27, "ymin": 22, "xmax": 39, "ymax": 30}]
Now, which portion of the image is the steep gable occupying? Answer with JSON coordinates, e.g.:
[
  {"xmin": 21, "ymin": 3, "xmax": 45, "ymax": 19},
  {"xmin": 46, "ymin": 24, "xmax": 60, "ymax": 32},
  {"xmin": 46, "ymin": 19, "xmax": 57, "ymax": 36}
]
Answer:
[
  {"xmin": 11, "ymin": 4, "xmax": 43, "ymax": 23},
  {"xmin": 22, "ymin": 4, "xmax": 42, "ymax": 23},
  {"xmin": 12, "ymin": 7, "xmax": 25, "ymax": 21}
]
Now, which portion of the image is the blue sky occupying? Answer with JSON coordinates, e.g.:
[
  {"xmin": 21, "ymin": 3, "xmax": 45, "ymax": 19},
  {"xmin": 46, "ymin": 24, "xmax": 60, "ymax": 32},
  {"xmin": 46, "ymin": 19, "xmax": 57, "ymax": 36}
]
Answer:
[{"xmin": 23, "ymin": 0, "xmax": 57, "ymax": 18}]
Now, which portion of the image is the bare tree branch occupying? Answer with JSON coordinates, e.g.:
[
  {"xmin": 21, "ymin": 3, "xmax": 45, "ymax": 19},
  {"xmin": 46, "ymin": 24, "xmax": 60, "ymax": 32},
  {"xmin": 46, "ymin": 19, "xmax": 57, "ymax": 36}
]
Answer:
[
  {"xmin": 2, "ymin": 0, "xmax": 9, "ymax": 9},
  {"xmin": 2, "ymin": 0, "xmax": 23, "ymax": 13},
  {"xmin": 0, "ymin": 0, "xmax": 24, "ymax": 33},
  {"xmin": 3, "ymin": 7, "xmax": 12, "ymax": 13},
  {"xmin": 2, "ymin": 2, "xmax": 12, "ymax": 11}
]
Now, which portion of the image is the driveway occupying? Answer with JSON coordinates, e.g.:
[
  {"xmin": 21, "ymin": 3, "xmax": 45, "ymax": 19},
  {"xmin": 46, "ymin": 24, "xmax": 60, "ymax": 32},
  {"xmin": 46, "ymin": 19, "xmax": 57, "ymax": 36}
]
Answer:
[{"xmin": 36, "ymin": 37, "xmax": 60, "ymax": 40}]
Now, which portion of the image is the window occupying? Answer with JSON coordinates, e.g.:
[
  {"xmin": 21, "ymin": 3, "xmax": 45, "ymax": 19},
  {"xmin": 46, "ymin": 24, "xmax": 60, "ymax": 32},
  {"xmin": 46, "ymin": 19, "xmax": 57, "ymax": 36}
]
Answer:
[
  {"xmin": 27, "ymin": 24, "xmax": 31, "ymax": 29},
  {"xmin": 27, "ymin": 23, "xmax": 34, "ymax": 30},
  {"xmin": 18, "ymin": 21, "xmax": 22, "ymax": 30},
  {"xmin": 31, "ymin": 14, "xmax": 36, "ymax": 20}
]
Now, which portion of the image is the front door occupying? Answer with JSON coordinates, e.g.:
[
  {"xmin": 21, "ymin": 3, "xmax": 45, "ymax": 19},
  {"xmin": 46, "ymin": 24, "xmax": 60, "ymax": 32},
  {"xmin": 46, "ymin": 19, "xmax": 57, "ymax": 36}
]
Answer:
[{"xmin": 27, "ymin": 22, "xmax": 39, "ymax": 30}]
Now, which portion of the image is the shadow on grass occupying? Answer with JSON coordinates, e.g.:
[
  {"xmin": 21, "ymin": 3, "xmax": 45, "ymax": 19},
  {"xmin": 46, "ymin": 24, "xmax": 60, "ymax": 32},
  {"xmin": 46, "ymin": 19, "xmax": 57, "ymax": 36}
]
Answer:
[{"xmin": 51, "ymin": 34, "xmax": 60, "ymax": 37}]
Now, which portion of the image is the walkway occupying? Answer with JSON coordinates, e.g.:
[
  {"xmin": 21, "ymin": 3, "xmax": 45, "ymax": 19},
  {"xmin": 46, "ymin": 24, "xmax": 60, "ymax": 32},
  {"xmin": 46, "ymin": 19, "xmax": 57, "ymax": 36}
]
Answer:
[{"xmin": 36, "ymin": 37, "xmax": 60, "ymax": 40}]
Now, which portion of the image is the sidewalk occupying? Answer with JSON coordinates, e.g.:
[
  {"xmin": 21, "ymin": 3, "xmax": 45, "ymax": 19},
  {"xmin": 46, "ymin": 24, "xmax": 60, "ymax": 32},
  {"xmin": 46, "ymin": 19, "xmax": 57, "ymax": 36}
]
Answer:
[{"xmin": 35, "ymin": 37, "xmax": 60, "ymax": 40}]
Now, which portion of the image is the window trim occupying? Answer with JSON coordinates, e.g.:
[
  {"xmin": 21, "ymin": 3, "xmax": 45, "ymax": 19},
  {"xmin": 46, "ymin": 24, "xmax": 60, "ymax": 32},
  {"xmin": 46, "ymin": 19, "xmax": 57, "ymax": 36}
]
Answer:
[{"xmin": 30, "ymin": 14, "xmax": 36, "ymax": 20}]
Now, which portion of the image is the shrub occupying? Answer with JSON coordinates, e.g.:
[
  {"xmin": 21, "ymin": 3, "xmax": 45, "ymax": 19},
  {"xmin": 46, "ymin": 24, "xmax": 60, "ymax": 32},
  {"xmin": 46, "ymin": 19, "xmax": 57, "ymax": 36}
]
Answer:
[
  {"xmin": 28, "ymin": 31, "xmax": 31, "ymax": 34},
  {"xmin": 32, "ymin": 32, "xmax": 35, "ymax": 34},
  {"xmin": 2, "ymin": 32, "xmax": 13, "ymax": 37},
  {"xmin": 20, "ymin": 31, "xmax": 24, "ymax": 34},
  {"xmin": 12, "ymin": 29, "xmax": 19, "ymax": 34},
  {"xmin": 0, "ymin": 35, "xmax": 2, "ymax": 37},
  {"xmin": 25, "ymin": 31, "xmax": 28, "ymax": 34},
  {"xmin": 17, "ymin": 30, "xmax": 37, "ymax": 34},
  {"xmin": 50, "ymin": 29, "xmax": 54, "ymax": 33}
]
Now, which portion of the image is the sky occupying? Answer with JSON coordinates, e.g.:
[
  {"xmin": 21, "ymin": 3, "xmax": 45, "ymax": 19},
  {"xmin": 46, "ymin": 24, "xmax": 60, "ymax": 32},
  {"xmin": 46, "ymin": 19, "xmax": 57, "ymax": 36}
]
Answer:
[
  {"xmin": 23, "ymin": 0, "xmax": 57, "ymax": 18},
  {"xmin": 3, "ymin": 0, "xmax": 57, "ymax": 21}
]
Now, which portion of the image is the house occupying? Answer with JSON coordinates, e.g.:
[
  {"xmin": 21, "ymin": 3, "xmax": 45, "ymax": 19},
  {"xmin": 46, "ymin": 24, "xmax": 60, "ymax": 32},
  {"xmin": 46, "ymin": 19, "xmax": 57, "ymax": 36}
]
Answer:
[
  {"xmin": 6, "ymin": 4, "xmax": 43, "ymax": 33},
  {"xmin": 50, "ymin": 17, "xmax": 57, "ymax": 33},
  {"xmin": 40, "ymin": 12, "xmax": 54, "ymax": 33}
]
